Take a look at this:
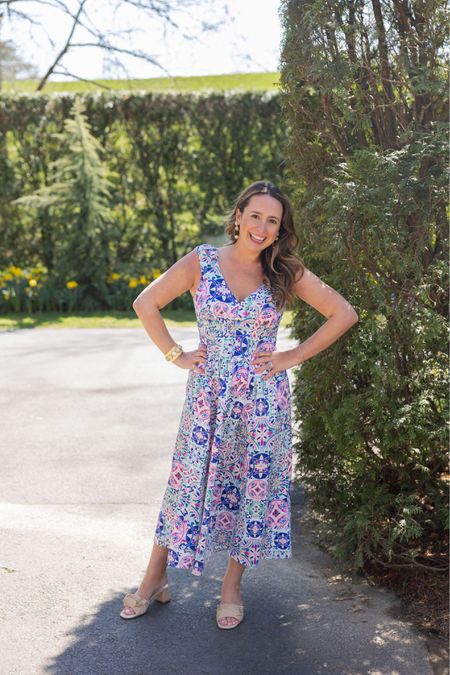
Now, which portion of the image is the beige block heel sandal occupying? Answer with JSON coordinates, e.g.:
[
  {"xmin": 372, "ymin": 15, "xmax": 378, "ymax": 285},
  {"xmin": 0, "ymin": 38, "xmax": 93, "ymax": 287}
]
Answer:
[
  {"xmin": 216, "ymin": 602, "xmax": 244, "ymax": 629},
  {"xmin": 120, "ymin": 583, "xmax": 171, "ymax": 620}
]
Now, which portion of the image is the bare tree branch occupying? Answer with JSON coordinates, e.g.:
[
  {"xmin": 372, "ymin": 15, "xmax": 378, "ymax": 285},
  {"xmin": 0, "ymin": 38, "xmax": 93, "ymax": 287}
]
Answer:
[
  {"xmin": 70, "ymin": 42, "xmax": 173, "ymax": 76},
  {"xmin": 1, "ymin": 0, "xmax": 230, "ymax": 90},
  {"xmin": 52, "ymin": 63, "xmax": 113, "ymax": 89},
  {"xmin": 36, "ymin": 0, "xmax": 86, "ymax": 90}
]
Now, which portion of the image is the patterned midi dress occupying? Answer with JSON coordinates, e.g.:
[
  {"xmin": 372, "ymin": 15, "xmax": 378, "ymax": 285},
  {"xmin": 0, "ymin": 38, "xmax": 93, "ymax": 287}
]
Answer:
[{"xmin": 153, "ymin": 242, "xmax": 293, "ymax": 576}]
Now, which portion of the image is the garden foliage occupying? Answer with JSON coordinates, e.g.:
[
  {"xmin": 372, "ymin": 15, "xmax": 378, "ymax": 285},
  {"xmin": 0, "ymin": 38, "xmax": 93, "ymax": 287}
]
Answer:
[
  {"xmin": 0, "ymin": 91, "xmax": 285, "ymax": 311},
  {"xmin": 279, "ymin": 0, "xmax": 448, "ymax": 574}
]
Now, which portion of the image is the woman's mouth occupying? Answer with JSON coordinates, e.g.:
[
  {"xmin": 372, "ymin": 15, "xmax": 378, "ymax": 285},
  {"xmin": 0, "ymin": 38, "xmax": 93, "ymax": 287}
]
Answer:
[{"xmin": 249, "ymin": 232, "xmax": 266, "ymax": 245}]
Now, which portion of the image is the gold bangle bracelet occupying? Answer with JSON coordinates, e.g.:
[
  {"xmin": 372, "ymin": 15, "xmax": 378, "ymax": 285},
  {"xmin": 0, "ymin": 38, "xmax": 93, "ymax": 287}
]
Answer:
[
  {"xmin": 164, "ymin": 343, "xmax": 183, "ymax": 362},
  {"xmin": 169, "ymin": 347, "xmax": 183, "ymax": 363}
]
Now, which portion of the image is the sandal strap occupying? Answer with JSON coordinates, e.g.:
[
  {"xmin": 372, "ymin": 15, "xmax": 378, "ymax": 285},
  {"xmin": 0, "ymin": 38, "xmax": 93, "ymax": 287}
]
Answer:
[
  {"xmin": 122, "ymin": 583, "xmax": 169, "ymax": 609},
  {"xmin": 153, "ymin": 583, "xmax": 169, "ymax": 595},
  {"xmin": 216, "ymin": 603, "xmax": 244, "ymax": 620},
  {"xmin": 123, "ymin": 593, "xmax": 150, "ymax": 608}
]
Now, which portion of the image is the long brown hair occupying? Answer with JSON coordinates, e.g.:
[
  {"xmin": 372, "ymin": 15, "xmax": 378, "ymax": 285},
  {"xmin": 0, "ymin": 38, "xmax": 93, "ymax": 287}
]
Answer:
[{"xmin": 223, "ymin": 180, "xmax": 305, "ymax": 311}]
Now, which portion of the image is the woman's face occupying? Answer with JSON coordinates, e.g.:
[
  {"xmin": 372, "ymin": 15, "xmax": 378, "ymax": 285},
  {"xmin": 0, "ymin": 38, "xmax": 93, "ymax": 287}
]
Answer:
[{"xmin": 236, "ymin": 194, "xmax": 282, "ymax": 251}]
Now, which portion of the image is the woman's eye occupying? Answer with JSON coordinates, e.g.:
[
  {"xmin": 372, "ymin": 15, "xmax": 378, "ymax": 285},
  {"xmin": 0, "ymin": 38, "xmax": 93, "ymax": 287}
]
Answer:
[{"xmin": 251, "ymin": 214, "xmax": 277, "ymax": 223}]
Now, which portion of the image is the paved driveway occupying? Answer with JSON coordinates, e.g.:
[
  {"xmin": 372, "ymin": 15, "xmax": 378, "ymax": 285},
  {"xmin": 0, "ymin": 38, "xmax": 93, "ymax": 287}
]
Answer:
[{"xmin": 0, "ymin": 327, "xmax": 435, "ymax": 674}]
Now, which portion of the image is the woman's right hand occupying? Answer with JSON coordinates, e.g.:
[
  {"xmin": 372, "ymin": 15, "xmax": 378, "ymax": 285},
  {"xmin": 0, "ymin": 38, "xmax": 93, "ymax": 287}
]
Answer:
[{"xmin": 173, "ymin": 343, "xmax": 207, "ymax": 374}]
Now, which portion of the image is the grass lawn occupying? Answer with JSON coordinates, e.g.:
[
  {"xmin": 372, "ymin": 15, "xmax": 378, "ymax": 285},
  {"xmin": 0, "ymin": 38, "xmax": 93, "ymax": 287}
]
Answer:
[
  {"xmin": 0, "ymin": 309, "xmax": 294, "ymax": 330},
  {"xmin": 4, "ymin": 72, "xmax": 280, "ymax": 94}
]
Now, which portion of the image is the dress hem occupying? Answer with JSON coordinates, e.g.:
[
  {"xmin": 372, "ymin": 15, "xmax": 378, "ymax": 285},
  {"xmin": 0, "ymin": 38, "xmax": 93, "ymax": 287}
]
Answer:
[{"xmin": 153, "ymin": 533, "xmax": 292, "ymax": 576}]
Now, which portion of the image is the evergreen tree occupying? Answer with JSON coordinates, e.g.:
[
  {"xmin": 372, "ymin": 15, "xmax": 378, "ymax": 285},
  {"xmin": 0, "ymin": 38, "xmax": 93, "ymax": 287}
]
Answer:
[
  {"xmin": 0, "ymin": 39, "xmax": 38, "ymax": 86},
  {"xmin": 279, "ymin": 0, "xmax": 448, "ymax": 575},
  {"xmin": 15, "ymin": 97, "xmax": 115, "ymax": 307}
]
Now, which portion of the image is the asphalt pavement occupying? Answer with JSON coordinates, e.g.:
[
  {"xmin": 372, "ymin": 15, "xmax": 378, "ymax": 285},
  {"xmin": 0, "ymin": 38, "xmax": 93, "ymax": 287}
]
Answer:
[{"xmin": 0, "ymin": 326, "xmax": 440, "ymax": 675}]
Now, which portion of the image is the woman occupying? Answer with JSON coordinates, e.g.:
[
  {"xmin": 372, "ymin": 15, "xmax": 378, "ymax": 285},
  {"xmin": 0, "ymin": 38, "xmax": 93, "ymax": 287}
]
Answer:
[{"xmin": 120, "ymin": 180, "xmax": 358, "ymax": 629}]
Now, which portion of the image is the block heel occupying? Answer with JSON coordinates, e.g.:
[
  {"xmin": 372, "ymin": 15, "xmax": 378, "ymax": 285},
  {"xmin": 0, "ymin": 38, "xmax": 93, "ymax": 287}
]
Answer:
[{"xmin": 154, "ymin": 586, "xmax": 171, "ymax": 603}]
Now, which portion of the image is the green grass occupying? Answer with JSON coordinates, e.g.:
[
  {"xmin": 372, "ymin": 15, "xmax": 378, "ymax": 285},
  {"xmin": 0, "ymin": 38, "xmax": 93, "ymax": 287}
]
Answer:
[
  {"xmin": 0, "ymin": 308, "xmax": 294, "ymax": 330},
  {"xmin": 4, "ymin": 72, "xmax": 280, "ymax": 94}
]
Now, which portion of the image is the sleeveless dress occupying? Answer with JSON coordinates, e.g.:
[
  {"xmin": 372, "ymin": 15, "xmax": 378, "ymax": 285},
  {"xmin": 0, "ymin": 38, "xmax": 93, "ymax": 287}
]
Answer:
[{"xmin": 153, "ymin": 242, "xmax": 293, "ymax": 576}]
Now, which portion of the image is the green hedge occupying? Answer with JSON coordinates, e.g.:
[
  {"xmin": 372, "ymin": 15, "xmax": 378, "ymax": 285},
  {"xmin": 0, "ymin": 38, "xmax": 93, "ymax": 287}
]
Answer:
[{"xmin": 0, "ymin": 91, "xmax": 286, "ymax": 311}]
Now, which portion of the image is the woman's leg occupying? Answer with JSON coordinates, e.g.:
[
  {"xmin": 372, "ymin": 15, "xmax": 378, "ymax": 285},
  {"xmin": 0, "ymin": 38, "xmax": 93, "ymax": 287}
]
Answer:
[
  {"xmin": 122, "ymin": 541, "xmax": 169, "ymax": 617},
  {"xmin": 218, "ymin": 556, "xmax": 246, "ymax": 627}
]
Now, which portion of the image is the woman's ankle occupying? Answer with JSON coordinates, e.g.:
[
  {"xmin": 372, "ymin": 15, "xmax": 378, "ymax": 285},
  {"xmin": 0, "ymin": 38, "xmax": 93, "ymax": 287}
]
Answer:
[
  {"xmin": 221, "ymin": 574, "xmax": 243, "ymax": 589},
  {"xmin": 139, "ymin": 569, "xmax": 168, "ymax": 591}
]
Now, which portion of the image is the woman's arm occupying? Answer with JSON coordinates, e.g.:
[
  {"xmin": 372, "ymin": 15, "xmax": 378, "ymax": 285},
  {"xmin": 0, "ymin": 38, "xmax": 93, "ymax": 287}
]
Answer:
[
  {"xmin": 290, "ymin": 267, "xmax": 359, "ymax": 365},
  {"xmin": 132, "ymin": 250, "xmax": 206, "ymax": 371}
]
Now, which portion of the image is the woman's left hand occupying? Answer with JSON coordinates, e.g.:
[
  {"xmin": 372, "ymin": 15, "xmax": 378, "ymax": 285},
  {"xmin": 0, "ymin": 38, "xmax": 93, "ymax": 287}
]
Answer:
[{"xmin": 251, "ymin": 348, "xmax": 300, "ymax": 380}]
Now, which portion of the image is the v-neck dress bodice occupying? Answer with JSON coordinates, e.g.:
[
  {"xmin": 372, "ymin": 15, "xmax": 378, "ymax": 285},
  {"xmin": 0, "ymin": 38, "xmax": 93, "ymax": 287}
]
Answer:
[
  {"xmin": 211, "ymin": 244, "xmax": 266, "ymax": 305},
  {"xmin": 154, "ymin": 242, "xmax": 293, "ymax": 576}
]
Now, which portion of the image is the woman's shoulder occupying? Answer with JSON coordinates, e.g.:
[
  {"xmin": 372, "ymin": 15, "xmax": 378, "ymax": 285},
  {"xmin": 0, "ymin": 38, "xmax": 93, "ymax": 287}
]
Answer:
[
  {"xmin": 194, "ymin": 242, "xmax": 217, "ymax": 260},
  {"xmin": 189, "ymin": 243, "xmax": 216, "ymax": 269},
  {"xmin": 196, "ymin": 241, "xmax": 216, "ymax": 251}
]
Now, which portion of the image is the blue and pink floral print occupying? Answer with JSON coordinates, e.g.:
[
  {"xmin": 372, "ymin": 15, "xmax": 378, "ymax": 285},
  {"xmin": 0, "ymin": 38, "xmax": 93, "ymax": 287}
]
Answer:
[{"xmin": 154, "ymin": 243, "xmax": 293, "ymax": 576}]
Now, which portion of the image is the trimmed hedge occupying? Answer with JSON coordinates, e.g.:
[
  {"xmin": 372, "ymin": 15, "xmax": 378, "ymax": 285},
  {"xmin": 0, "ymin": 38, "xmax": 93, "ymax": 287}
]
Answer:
[{"xmin": 0, "ymin": 90, "xmax": 286, "ymax": 311}]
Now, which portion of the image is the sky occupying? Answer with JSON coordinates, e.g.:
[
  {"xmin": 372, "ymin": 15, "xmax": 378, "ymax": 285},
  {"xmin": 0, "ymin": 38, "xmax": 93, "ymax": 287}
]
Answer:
[{"xmin": 3, "ymin": 0, "xmax": 283, "ymax": 80}]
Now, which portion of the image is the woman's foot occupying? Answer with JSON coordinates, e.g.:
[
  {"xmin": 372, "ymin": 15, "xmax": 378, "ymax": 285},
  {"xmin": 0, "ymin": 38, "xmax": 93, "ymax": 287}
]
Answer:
[
  {"xmin": 218, "ymin": 576, "xmax": 243, "ymax": 628},
  {"xmin": 121, "ymin": 571, "xmax": 169, "ymax": 618}
]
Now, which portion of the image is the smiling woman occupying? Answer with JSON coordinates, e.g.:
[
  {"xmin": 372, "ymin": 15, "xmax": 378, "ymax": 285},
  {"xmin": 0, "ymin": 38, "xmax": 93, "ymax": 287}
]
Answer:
[
  {"xmin": 221, "ymin": 181, "xmax": 304, "ymax": 312},
  {"xmin": 125, "ymin": 179, "xmax": 359, "ymax": 630}
]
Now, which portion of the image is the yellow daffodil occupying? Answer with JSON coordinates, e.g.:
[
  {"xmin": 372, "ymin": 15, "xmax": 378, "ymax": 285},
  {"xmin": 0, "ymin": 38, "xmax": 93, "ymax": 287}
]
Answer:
[
  {"xmin": 66, "ymin": 280, "xmax": 78, "ymax": 289},
  {"xmin": 139, "ymin": 275, "xmax": 148, "ymax": 285},
  {"xmin": 28, "ymin": 279, "xmax": 38, "ymax": 287},
  {"xmin": 9, "ymin": 265, "xmax": 23, "ymax": 277},
  {"xmin": 128, "ymin": 278, "xmax": 139, "ymax": 288},
  {"xmin": 2, "ymin": 273, "xmax": 13, "ymax": 281},
  {"xmin": 152, "ymin": 269, "xmax": 161, "ymax": 278}
]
